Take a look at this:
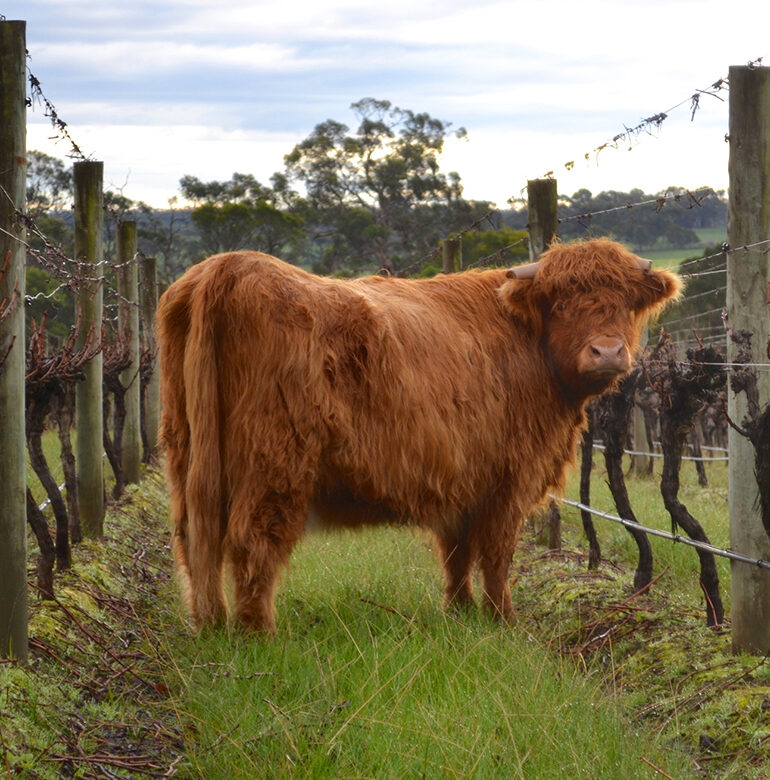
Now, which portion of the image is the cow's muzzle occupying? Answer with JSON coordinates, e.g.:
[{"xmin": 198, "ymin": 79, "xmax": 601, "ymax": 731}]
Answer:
[{"xmin": 579, "ymin": 336, "xmax": 631, "ymax": 378}]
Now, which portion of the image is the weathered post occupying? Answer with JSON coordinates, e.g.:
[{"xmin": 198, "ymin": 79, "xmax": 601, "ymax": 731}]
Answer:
[
  {"xmin": 139, "ymin": 254, "xmax": 160, "ymax": 460},
  {"xmin": 528, "ymin": 178, "xmax": 561, "ymax": 548},
  {"xmin": 441, "ymin": 236, "xmax": 462, "ymax": 274},
  {"xmin": 527, "ymin": 178, "xmax": 558, "ymax": 261},
  {"xmin": 630, "ymin": 328, "xmax": 651, "ymax": 476},
  {"xmin": 117, "ymin": 221, "xmax": 142, "ymax": 484},
  {"xmin": 0, "ymin": 19, "xmax": 28, "ymax": 662},
  {"xmin": 727, "ymin": 64, "xmax": 770, "ymax": 654},
  {"xmin": 74, "ymin": 160, "xmax": 105, "ymax": 538}
]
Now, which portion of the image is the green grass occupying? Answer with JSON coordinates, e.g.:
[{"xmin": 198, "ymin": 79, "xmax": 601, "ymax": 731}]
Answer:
[
  {"xmin": 695, "ymin": 228, "xmax": 727, "ymax": 246},
  {"xmin": 26, "ymin": 428, "xmax": 66, "ymax": 506},
  {"xmin": 158, "ymin": 526, "xmax": 693, "ymax": 778},
  {"xmin": 640, "ymin": 229, "xmax": 726, "ymax": 268},
  {"xmin": 643, "ymin": 248, "xmax": 703, "ymax": 267}
]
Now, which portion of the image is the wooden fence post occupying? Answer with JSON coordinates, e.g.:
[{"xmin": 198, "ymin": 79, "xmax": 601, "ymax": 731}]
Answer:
[
  {"xmin": 630, "ymin": 328, "xmax": 651, "ymax": 476},
  {"xmin": 0, "ymin": 19, "xmax": 28, "ymax": 662},
  {"xmin": 441, "ymin": 236, "xmax": 462, "ymax": 274},
  {"xmin": 139, "ymin": 255, "xmax": 160, "ymax": 460},
  {"xmin": 74, "ymin": 160, "xmax": 105, "ymax": 538},
  {"xmin": 117, "ymin": 221, "xmax": 142, "ymax": 484},
  {"xmin": 528, "ymin": 178, "xmax": 562, "ymax": 548},
  {"xmin": 527, "ymin": 178, "xmax": 558, "ymax": 261},
  {"xmin": 727, "ymin": 64, "xmax": 770, "ymax": 655}
]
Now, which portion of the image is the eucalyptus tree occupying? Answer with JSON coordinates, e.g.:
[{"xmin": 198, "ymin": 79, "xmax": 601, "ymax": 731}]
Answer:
[
  {"xmin": 284, "ymin": 98, "xmax": 487, "ymax": 274},
  {"xmin": 178, "ymin": 173, "xmax": 304, "ymax": 259}
]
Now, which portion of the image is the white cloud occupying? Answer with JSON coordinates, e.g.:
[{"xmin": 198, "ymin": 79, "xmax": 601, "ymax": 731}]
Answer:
[
  {"xmin": 27, "ymin": 120, "xmax": 304, "ymax": 206},
  {"xmin": 10, "ymin": 0, "xmax": 767, "ymax": 213},
  {"xmin": 33, "ymin": 40, "xmax": 324, "ymax": 77}
]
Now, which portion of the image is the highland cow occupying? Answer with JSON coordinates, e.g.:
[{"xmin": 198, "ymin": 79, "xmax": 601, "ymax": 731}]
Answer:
[{"xmin": 157, "ymin": 238, "xmax": 681, "ymax": 632}]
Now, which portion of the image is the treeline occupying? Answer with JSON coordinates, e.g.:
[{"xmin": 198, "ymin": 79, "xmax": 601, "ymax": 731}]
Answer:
[
  {"xmin": 26, "ymin": 98, "xmax": 728, "ymax": 340},
  {"xmin": 506, "ymin": 187, "xmax": 727, "ymax": 248}
]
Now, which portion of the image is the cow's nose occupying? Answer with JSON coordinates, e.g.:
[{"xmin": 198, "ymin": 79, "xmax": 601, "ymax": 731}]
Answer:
[{"xmin": 586, "ymin": 337, "xmax": 629, "ymax": 374}]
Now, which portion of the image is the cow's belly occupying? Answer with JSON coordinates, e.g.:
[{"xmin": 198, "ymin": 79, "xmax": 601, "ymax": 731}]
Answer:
[{"xmin": 306, "ymin": 486, "xmax": 402, "ymax": 531}]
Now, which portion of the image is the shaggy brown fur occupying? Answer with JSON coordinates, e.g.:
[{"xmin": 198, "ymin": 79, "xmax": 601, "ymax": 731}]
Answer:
[{"xmin": 157, "ymin": 237, "xmax": 681, "ymax": 632}]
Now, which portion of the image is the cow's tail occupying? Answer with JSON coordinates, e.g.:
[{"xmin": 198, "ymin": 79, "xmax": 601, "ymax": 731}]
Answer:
[{"xmin": 157, "ymin": 265, "xmax": 227, "ymax": 627}]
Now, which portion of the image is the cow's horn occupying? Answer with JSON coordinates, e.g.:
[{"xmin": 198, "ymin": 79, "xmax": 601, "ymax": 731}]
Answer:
[
  {"xmin": 506, "ymin": 261, "xmax": 539, "ymax": 280},
  {"xmin": 636, "ymin": 256, "xmax": 652, "ymax": 272}
]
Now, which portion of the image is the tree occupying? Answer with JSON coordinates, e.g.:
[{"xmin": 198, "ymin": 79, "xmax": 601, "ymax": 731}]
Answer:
[
  {"xmin": 284, "ymin": 98, "xmax": 485, "ymax": 273},
  {"xmin": 178, "ymin": 173, "xmax": 304, "ymax": 259},
  {"xmin": 554, "ymin": 187, "xmax": 717, "ymax": 249},
  {"xmin": 26, "ymin": 150, "xmax": 72, "ymax": 215},
  {"xmin": 461, "ymin": 227, "xmax": 529, "ymax": 268},
  {"xmin": 25, "ymin": 151, "xmax": 76, "ymax": 340},
  {"xmin": 137, "ymin": 198, "xmax": 201, "ymax": 285},
  {"xmin": 504, "ymin": 187, "xmax": 726, "ymax": 250}
]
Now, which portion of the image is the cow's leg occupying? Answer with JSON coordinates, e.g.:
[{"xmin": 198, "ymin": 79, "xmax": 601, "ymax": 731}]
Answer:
[
  {"xmin": 478, "ymin": 522, "xmax": 519, "ymax": 622},
  {"xmin": 435, "ymin": 518, "xmax": 475, "ymax": 610},
  {"xmin": 479, "ymin": 550, "xmax": 514, "ymax": 621},
  {"xmin": 226, "ymin": 500, "xmax": 306, "ymax": 634}
]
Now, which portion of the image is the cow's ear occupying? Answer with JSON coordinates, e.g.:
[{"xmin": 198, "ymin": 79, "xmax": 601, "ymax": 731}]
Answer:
[
  {"xmin": 498, "ymin": 278, "xmax": 543, "ymax": 338},
  {"xmin": 630, "ymin": 268, "xmax": 683, "ymax": 320}
]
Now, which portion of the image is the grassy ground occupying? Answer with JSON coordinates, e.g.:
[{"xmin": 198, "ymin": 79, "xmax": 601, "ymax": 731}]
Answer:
[
  {"xmin": 3, "ymin": 457, "xmax": 768, "ymax": 778},
  {"xmin": 161, "ymin": 528, "xmax": 691, "ymax": 779},
  {"xmin": 640, "ymin": 229, "xmax": 726, "ymax": 268}
]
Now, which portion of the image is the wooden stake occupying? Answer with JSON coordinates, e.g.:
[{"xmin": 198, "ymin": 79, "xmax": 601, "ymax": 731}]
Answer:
[
  {"xmin": 441, "ymin": 237, "xmax": 462, "ymax": 274},
  {"xmin": 0, "ymin": 19, "xmax": 28, "ymax": 662},
  {"xmin": 527, "ymin": 178, "xmax": 557, "ymax": 261},
  {"xmin": 140, "ymin": 255, "xmax": 160, "ymax": 460},
  {"xmin": 117, "ymin": 222, "xmax": 142, "ymax": 484},
  {"xmin": 74, "ymin": 161, "xmax": 105, "ymax": 538},
  {"xmin": 727, "ymin": 64, "xmax": 770, "ymax": 655}
]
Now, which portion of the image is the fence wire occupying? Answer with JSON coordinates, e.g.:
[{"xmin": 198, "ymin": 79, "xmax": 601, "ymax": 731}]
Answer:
[
  {"xmin": 555, "ymin": 496, "xmax": 770, "ymax": 571},
  {"xmin": 591, "ymin": 442, "xmax": 729, "ymax": 462}
]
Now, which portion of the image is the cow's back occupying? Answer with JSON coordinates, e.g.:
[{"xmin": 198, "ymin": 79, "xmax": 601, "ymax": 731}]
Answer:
[{"xmin": 159, "ymin": 251, "xmax": 568, "ymax": 534}]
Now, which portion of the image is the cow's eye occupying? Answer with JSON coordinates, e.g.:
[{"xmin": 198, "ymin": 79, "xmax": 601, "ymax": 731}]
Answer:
[{"xmin": 552, "ymin": 301, "xmax": 566, "ymax": 314}]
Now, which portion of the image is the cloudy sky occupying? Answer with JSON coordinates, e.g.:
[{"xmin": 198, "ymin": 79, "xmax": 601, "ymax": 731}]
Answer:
[{"xmin": 5, "ymin": 0, "xmax": 769, "ymax": 209}]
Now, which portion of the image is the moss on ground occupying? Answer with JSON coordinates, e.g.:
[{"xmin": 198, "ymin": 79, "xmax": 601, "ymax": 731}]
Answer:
[
  {"xmin": 512, "ymin": 542, "xmax": 770, "ymax": 777},
  {"xmin": 0, "ymin": 470, "xmax": 187, "ymax": 778}
]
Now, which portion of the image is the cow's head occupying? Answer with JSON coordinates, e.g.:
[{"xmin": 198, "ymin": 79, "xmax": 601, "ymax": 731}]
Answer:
[{"xmin": 500, "ymin": 238, "xmax": 682, "ymax": 401}]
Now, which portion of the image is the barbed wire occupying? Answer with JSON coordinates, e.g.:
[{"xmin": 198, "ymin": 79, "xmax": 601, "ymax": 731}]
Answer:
[
  {"xmin": 725, "ymin": 237, "xmax": 770, "ymax": 256},
  {"xmin": 678, "ymin": 246, "xmax": 726, "ymax": 268},
  {"xmin": 680, "ymin": 266, "xmax": 726, "ymax": 280},
  {"xmin": 392, "ymin": 210, "xmax": 498, "ymax": 277},
  {"xmin": 665, "ymin": 323, "xmax": 726, "ymax": 337},
  {"xmin": 641, "ymin": 354, "xmax": 770, "ymax": 373},
  {"xmin": 679, "ymin": 284, "xmax": 727, "ymax": 302},
  {"xmin": 559, "ymin": 187, "xmax": 717, "ymax": 228},
  {"xmin": 0, "ymin": 190, "xmax": 102, "ymax": 298},
  {"xmin": 26, "ymin": 67, "xmax": 88, "ymax": 161},
  {"xmin": 466, "ymin": 236, "xmax": 530, "ymax": 270},
  {"xmin": 0, "ymin": 182, "xmax": 144, "ymax": 311},
  {"xmin": 677, "ymin": 239, "xmax": 770, "ymax": 273},
  {"xmin": 525, "ymin": 64, "xmax": 752, "ymax": 193},
  {"xmin": 659, "ymin": 306, "xmax": 725, "ymax": 327}
]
